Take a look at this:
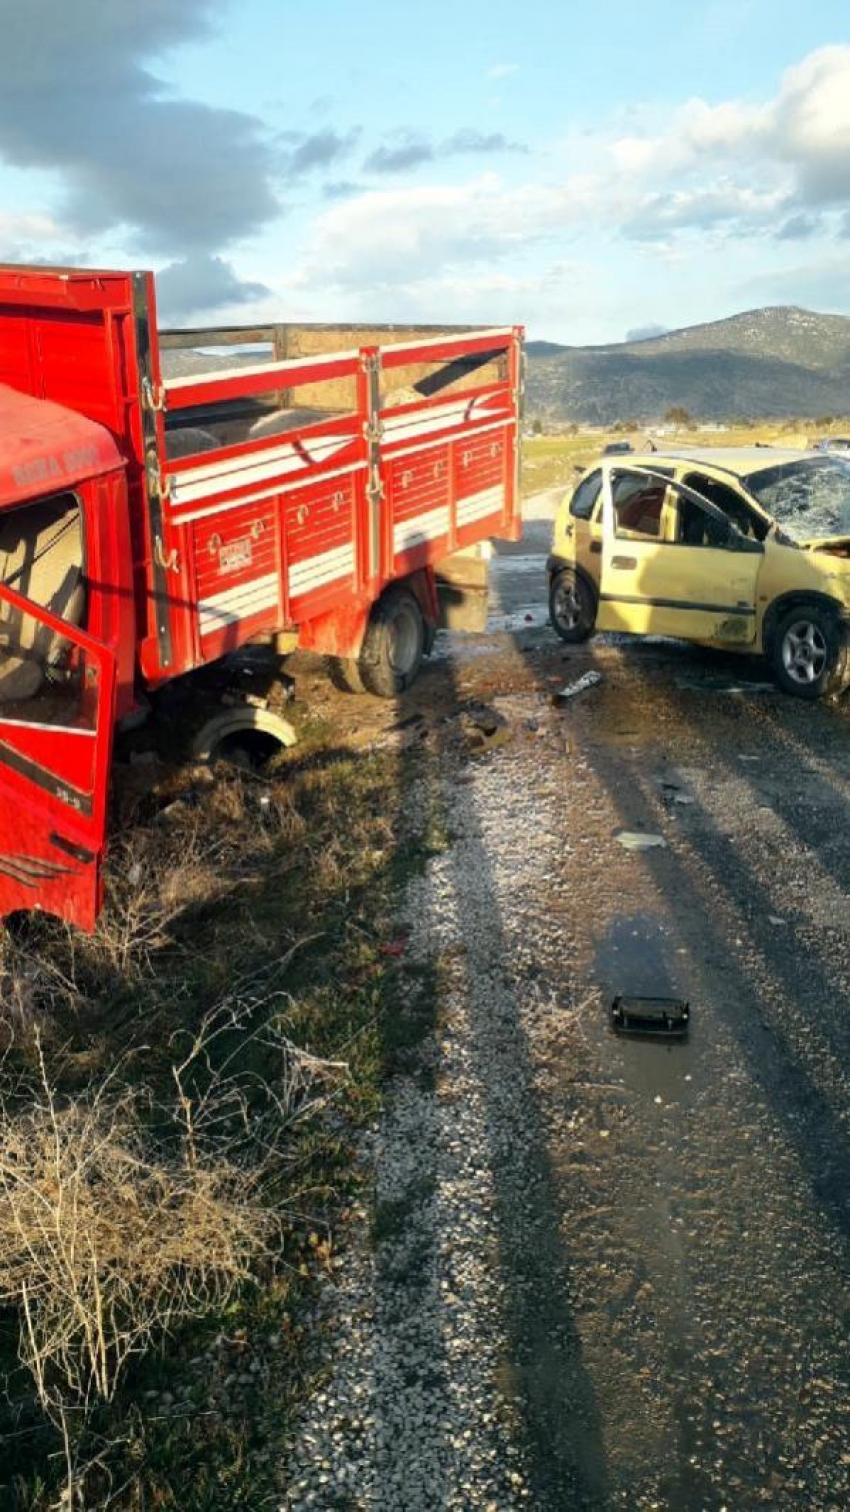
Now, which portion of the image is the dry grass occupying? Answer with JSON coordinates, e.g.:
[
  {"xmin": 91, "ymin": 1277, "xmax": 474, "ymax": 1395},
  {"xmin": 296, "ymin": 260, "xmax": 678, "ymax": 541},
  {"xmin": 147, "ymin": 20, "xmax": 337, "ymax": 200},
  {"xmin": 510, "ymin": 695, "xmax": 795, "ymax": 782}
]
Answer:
[
  {"xmin": 0, "ymin": 740, "xmax": 407, "ymax": 1505},
  {"xmin": 0, "ymin": 981, "xmax": 344, "ymax": 1498}
]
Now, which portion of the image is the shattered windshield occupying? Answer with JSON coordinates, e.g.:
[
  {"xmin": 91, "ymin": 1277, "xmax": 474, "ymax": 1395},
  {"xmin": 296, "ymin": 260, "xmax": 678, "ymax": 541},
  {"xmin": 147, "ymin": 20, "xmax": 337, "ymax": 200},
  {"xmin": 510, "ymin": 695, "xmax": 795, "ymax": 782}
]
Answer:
[{"xmin": 744, "ymin": 457, "xmax": 850, "ymax": 541}]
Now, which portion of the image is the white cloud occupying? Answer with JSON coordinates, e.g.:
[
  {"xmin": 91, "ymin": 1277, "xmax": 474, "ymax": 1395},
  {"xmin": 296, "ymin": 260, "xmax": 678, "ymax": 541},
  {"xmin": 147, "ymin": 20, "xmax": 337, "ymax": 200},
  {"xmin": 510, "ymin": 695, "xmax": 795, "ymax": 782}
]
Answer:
[
  {"xmin": 0, "ymin": 210, "xmax": 64, "ymax": 242},
  {"xmin": 487, "ymin": 63, "xmax": 518, "ymax": 80},
  {"xmin": 771, "ymin": 46, "xmax": 850, "ymax": 203}
]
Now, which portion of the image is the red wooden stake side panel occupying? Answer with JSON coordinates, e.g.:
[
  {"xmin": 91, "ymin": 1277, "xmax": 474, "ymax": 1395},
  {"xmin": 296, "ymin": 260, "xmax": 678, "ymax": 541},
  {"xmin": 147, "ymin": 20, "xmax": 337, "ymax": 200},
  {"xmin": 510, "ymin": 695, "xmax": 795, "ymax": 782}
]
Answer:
[{"xmin": 161, "ymin": 325, "xmax": 523, "ymax": 665}]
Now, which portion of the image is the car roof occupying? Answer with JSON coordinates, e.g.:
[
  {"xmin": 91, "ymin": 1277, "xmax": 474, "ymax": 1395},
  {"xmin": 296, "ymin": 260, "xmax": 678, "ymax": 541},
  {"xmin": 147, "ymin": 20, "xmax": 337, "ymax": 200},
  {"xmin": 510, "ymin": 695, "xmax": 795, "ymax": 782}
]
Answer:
[{"xmin": 606, "ymin": 446, "xmax": 826, "ymax": 479}]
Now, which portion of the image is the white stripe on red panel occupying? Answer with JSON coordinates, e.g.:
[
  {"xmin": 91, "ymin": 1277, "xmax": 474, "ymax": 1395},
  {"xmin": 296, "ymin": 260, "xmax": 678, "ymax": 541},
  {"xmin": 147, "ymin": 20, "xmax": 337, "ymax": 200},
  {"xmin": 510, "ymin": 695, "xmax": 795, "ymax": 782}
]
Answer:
[
  {"xmin": 288, "ymin": 543, "xmax": 355, "ymax": 596},
  {"xmin": 171, "ymin": 399, "xmax": 507, "ymax": 509},
  {"xmin": 171, "ymin": 433, "xmax": 356, "ymax": 506},
  {"xmin": 393, "ymin": 506, "xmax": 450, "ymax": 555},
  {"xmin": 169, "ymin": 461, "xmax": 367, "ymax": 526},
  {"xmin": 456, "ymin": 485, "xmax": 504, "ymax": 525},
  {"xmin": 198, "ymin": 571, "xmax": 279, "ymax": 636},
  {"xmin": 386, "ymin": 416, "xmax": 515, "ymax": 462}
]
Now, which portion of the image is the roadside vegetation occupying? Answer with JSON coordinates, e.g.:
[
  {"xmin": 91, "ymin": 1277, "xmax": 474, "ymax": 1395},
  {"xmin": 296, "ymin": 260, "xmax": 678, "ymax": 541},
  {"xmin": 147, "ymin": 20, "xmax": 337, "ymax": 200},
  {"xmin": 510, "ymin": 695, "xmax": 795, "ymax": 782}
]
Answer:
[{"xmin": 0, "ymin": 723, "xmax": 444, "ymax": 1509}]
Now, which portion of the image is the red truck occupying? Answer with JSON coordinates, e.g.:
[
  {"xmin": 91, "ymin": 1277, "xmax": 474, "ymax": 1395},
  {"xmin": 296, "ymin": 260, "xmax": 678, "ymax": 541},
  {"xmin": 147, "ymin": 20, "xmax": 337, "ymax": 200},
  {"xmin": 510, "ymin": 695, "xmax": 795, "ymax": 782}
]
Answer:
[{"xmin": 0, "ymin": 264, "xmax": 523, "ymax": 930}]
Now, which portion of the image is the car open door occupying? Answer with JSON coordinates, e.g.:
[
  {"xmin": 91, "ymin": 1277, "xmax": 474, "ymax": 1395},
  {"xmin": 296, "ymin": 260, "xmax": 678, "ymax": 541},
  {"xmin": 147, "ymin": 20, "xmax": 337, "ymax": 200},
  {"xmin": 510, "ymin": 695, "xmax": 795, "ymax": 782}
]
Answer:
[
  {"xmin": 596, "ymin": 468, "xmax": 763, "ymax": 644},
  {"xmin": 0, "ymin": 582, "xmax": 116, "ymax": 931}
]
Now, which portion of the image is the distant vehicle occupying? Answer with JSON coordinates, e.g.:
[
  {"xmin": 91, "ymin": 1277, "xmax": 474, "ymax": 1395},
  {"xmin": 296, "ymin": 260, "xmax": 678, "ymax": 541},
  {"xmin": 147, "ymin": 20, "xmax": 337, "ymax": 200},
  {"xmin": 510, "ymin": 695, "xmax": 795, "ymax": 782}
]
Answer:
[
  {"xmin": 548, "ymin": 447, "xmax": 850, "ymax": 700},
  {"xmin": 602, "ymin": 440, "xmax": 634, "ymax": 455},
  {"xmin": 815, "ymin": 437, "xmax": 850, "ymax": 453}
]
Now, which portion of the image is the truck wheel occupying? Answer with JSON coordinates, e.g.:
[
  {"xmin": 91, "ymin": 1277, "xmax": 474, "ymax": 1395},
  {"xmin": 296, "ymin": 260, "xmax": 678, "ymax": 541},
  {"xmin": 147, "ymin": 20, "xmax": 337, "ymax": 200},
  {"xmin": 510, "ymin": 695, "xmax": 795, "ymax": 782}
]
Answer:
[
  {"xmin": 359, "ymin": 586, "xmax": 425, "ymax": 697},
  {"xmin": 549, "ymin": 568, "xmax": 597, "ymax": 643},
  {"xmin": 326, "ymin": 656, "xmax": 366, "ymax": 694},
  {"xmin": 770, "ymin": 604, "xmax": 849, "ymax": 699}
]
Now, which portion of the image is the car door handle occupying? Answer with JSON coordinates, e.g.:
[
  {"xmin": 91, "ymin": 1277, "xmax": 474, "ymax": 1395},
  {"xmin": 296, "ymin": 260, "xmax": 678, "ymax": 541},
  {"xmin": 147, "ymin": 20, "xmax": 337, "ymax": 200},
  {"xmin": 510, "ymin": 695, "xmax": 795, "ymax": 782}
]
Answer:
[{"xmin": 610, "ymin": 555, "xmax": 637, "ymax": 570}]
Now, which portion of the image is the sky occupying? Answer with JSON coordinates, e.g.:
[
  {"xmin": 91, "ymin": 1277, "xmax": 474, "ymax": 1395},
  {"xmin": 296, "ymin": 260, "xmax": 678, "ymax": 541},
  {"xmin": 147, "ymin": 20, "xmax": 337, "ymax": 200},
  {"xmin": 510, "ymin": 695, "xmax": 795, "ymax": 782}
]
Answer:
[{"xmin": 1, "ymin": 0, "xmax": 850, "ymax": 342}]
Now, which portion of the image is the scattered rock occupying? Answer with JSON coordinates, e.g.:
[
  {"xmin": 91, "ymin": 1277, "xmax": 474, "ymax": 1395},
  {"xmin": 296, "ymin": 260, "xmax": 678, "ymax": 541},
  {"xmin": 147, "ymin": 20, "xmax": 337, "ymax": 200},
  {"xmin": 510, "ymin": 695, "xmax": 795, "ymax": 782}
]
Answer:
[{"xmin": 615, "ymin": 830, "xmax": 667, "ymax": 851}]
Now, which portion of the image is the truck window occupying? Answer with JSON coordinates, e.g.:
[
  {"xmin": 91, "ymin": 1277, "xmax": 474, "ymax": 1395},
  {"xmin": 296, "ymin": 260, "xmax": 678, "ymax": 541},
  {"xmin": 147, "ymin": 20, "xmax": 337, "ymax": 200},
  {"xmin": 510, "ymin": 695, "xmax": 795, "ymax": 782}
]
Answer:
[
  {"xmin": 680, "ymin": 473, "xmax": 767, "ymax": 544},
  {"xmin": 570, "ymin": 469, "xmax": 602, "ymax": 521},
  {"xmin": 0, "ymin": 493, "xmax": 84, "ymax": 704},
  {"xmin": 612, "ymin": 472, "xmax": 668, "ymax": 539}
]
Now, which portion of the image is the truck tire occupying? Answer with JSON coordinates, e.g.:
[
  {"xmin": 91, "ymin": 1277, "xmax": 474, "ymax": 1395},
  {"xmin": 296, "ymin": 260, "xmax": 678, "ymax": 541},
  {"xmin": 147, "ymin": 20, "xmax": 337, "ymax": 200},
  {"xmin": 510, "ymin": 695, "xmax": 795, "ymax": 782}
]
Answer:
[
  {"xmin": 359, "ymin": 586, "xmax": 425, "ymax": 698},
  {"xmin": 770, "ymin": 603, "xmax": 849, "ymax": 699},
  {"xmin": 549, "ymin": 567, "xmax": 597, "ymax": 643},
  {"xmin": 326, "ymin": 656, "xmax": 367, "ymax": 694}
]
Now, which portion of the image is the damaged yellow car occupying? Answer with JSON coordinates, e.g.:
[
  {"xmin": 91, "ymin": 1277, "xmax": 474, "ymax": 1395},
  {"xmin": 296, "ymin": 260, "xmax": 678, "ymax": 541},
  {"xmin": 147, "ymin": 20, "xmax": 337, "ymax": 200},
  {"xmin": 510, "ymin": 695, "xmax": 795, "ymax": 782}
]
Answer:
[{"xmin": 548, "ymin": 449, "xmax": 850, "ymax": 698}]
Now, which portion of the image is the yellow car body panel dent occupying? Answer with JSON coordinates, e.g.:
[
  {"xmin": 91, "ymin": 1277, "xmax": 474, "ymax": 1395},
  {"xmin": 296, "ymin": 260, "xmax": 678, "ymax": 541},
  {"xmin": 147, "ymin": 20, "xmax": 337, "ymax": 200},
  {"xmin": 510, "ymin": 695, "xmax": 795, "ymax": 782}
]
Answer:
[{"xmin": 550, "ymin": 450, "xmax": 850, "ymax": 664}]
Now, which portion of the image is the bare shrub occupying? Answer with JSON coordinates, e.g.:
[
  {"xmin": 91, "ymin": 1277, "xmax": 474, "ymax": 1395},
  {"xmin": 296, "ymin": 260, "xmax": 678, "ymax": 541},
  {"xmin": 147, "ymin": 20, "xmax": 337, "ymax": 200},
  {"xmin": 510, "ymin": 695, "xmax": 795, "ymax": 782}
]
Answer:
[
  {"xmin": 89, "ymin": 817, "xmax": 240, "ymax": 981},
  {"xmin": 0, "ymin": 977, "xmax": 345, "ymax": 1493}
]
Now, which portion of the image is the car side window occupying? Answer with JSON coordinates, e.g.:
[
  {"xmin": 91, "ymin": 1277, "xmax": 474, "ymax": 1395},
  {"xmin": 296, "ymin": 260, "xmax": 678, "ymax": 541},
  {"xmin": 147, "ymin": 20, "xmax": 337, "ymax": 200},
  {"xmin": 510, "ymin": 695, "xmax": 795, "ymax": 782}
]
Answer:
[
  {"xmin": 680, "ymin": 473, "xmax": 767, "ymax": 544},
  {"xmin": 612, "ymin": 471, "xmax": 670, "ymax": 539},
  {"xmin": 570, "ymin": 469, "xmax": 602, "ymax": 521}
]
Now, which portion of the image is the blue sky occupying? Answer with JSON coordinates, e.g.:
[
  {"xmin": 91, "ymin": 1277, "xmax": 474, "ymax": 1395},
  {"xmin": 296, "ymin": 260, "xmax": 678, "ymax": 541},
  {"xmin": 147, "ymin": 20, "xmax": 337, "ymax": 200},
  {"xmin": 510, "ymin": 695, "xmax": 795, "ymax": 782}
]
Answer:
[{"xmin": 1, "ymin": 1, "xmax": 849, "ymax": 341}]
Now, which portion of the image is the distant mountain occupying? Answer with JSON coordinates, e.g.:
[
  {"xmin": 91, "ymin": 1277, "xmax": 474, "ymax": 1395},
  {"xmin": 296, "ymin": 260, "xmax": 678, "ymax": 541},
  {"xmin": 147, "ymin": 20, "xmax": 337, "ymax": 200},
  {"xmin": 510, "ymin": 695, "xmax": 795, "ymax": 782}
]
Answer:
[{"xmin": 526, "ymin": 307, "xmax": 850, "ymax": 424}]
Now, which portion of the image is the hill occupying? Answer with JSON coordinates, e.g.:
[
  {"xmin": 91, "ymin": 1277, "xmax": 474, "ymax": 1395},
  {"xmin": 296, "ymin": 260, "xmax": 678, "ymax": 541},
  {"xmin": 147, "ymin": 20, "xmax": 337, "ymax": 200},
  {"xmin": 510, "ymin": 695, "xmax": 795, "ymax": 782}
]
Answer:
[{"xmin": 526, "ymin": 306, "xmax": 850, "ymax": 425}]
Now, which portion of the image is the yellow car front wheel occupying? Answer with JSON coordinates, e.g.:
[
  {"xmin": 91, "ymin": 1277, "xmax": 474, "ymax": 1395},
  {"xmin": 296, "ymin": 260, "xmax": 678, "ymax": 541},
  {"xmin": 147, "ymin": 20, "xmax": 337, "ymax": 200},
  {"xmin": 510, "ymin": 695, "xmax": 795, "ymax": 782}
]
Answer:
[
  {"xmin": 549, "ymin": 568, "xmax": 597, "ymax": 644},
  {"xmin": 771, "ymin": 605, "xmax": 849, "ymax": 700}
]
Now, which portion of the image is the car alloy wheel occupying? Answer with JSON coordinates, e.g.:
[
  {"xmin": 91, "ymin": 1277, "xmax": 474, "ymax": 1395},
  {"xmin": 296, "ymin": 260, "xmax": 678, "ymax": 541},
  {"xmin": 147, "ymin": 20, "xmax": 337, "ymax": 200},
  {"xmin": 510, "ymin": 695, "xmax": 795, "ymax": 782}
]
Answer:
[{"xmin": 781, "ymin": 618, "xmax": 828, "ymax": 686}]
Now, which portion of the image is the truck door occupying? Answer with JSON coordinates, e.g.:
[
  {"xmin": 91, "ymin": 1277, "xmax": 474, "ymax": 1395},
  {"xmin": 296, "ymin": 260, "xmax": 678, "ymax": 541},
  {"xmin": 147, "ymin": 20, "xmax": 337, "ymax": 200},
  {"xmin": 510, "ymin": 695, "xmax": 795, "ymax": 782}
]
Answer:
[
  {"xmin": 596, "ymin": 468, "xmax": 763, "ymax": 644},
  {"xmin": 0, "ymin": 582, "xmax": 116, "ymax": 931}
]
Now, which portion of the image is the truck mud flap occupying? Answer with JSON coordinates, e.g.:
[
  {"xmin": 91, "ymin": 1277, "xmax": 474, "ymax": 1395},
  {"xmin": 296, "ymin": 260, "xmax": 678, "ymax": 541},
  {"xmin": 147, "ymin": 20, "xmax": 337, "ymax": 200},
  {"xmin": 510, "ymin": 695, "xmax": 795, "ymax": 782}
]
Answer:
[{"xmin": 435, "ymin": 547, "xmax": 491, "ymax": 633}]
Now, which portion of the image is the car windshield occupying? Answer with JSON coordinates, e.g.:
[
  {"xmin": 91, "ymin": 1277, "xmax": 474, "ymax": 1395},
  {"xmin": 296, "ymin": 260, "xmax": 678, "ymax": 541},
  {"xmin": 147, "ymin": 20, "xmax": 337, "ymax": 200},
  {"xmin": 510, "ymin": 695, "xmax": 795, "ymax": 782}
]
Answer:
[{"xmin": 743, "ymin": 457, "xmax": 850, "ymax": 541}]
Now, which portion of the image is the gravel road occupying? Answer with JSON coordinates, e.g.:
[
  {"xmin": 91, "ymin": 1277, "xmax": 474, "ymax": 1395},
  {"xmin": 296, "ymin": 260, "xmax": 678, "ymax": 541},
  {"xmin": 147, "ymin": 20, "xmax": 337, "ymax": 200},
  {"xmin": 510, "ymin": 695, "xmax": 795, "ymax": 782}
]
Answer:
[{"xmin": 283, "ymin": 528, "xmax": 849, "ymax": 1510}]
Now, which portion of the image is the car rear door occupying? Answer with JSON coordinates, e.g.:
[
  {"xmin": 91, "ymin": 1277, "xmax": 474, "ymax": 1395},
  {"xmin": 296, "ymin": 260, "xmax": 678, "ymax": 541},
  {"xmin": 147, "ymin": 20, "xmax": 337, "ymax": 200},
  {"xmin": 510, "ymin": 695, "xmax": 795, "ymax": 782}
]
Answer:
[
  {"xmin": 596, "ymin": 468, "xmax": 762, "ymax": 644},
  {"xmin": 0, "ymin": 581, "xmax": 116, "ymax": 931}
]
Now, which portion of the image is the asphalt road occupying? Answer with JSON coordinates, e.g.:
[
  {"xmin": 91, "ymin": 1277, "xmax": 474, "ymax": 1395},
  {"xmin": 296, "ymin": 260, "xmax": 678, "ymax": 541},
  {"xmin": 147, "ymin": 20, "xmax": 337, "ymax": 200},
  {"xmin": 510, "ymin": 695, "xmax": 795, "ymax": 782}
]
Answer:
[{"xmin": 484, "ymin": 525, "xmax": 850, "ymax": 1506}]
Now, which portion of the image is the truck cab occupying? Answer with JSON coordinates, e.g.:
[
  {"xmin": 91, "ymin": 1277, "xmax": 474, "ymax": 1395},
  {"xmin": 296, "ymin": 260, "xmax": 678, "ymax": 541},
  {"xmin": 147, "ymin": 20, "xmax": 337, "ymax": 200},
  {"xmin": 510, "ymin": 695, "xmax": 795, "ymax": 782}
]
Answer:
[{"xmin": 0, "ymin": 387, "xmax": 131, "ymax": 927}]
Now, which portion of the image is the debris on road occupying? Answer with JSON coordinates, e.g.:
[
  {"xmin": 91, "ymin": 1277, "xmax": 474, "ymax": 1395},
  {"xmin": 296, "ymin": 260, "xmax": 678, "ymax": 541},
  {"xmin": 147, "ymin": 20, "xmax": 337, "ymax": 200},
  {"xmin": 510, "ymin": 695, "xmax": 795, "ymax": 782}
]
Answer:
[
  {"xmin": 455, "ymin": 702, "xmax": 513, "ymax": 752},
  {"xmin": 658, "ymin": 779, "xmax": 695, "ymax": 807},
  {"xmin": 676, "ymin": 676, "xmax": 776, "ymax": 695},
  {"xmin": 615, "ymin": 830, "xmax": 667, "ymax": 851},
  {"xmin": 610, "ymin": 994, "xmax": 690, "ymax": 1038},
  {"xmin": 551, "ymin": 669, "xmax": 603, "ymax": 704}
]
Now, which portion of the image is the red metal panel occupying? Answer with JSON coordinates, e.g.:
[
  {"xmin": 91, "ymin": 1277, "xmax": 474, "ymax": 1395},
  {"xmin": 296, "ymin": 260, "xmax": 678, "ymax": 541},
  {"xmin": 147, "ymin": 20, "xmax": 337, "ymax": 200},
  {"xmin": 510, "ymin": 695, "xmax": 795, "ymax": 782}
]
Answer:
[
  {"xmin": 192, "ymin": 498, "xmax": 281, "ymax": 656},
  {"xmin": 286, "ymin": 475, "xmax": 359, "ymax": 618},
  {"xmin": 379, "ymin": 328, "xmax": 515, "ymax": 369},
  {"xmin": 453, "ymin": 430, "xmax": 511, "ymax": 549},
  {"xmin": 165, "ymin": 352, "xmax": 361, "ymax": 413},
  {"xmin": 387, "ymin": 448, "xmax": 452, "ymax": 574}
]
